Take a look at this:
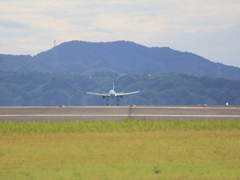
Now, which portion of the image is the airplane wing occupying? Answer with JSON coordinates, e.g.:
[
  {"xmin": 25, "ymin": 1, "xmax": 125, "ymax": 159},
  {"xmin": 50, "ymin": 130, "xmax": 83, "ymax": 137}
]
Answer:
[
  {"xmin": 87, "ymin": 92, "xmax": 110, "ymax": 96},
  {"xmin": 116, "ymin": 91, "xmax": 140, "ymax": 96}
]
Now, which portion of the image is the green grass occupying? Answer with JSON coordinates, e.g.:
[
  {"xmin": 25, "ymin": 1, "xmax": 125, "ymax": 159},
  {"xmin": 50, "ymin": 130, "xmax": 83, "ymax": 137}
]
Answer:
[
  {"xmin": 0, "ymin": 119, "xmax": 239, "ymax": 133},
  {"xmin": 0, "ymin": 119, "xmax": 240, "ymax": 180}
]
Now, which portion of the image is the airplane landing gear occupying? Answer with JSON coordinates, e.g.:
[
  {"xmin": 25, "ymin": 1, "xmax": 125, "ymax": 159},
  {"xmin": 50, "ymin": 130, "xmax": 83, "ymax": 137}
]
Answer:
[
  {"xmin": 106, "ymin": 97, "xmax": 110, "ymax": 106},
  {"xmin": 117, "ymin": 98, "xmax": 120, "ymax": 106}
]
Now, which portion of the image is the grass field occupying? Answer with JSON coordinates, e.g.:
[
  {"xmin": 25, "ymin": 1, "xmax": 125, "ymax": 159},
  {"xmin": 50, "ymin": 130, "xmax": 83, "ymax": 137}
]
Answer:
[{"xmin": 0, "ymin": 120, "xmax": 240, "ymax": 180}]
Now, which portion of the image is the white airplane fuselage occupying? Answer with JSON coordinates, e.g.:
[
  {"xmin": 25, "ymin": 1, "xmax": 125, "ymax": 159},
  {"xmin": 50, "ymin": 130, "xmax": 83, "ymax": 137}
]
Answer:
[{"xmin": 109, "ymin": 90, "xmax": 116, "ymax": 97}]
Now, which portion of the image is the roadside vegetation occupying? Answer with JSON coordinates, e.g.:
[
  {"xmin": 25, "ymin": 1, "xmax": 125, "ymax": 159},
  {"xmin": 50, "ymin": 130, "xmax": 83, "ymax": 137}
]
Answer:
[{"xmin": 1, "ymin": 119, "xmax": 240, "ymax": 180}]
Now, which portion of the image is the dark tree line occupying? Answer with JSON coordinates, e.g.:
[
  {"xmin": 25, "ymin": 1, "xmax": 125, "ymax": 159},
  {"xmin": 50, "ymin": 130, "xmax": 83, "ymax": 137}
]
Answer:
[{"xmin": 0, "ymin": 71, "xmax": 240, "ymax": 106}]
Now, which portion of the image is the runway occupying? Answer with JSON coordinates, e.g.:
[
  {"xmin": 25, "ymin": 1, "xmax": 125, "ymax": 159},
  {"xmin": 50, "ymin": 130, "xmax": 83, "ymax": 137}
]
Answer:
[{"xmin": 0, "ymin": 106, "xmax": 240, "ymax": 122}]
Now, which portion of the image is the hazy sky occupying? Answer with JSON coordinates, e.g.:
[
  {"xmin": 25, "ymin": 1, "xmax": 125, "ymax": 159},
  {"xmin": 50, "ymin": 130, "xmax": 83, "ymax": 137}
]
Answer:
[{"xmin": 1, "ymin": 0, "xmax": 240, "ymax": 67}]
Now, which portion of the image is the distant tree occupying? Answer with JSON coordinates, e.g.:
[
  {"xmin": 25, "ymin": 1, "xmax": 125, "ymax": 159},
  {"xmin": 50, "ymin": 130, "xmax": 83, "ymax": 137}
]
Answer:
[{"xmin": 0, "ymin": 71, "xmax": 240, "ymax": 106}]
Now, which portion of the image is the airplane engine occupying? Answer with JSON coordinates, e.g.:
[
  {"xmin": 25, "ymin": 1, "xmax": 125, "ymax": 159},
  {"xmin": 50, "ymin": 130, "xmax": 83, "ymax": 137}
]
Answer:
[
  {"xmin": 102, "ymin": 96, "xmax": 105, "ymax": 99},
  {"xmin": 120, "ymin": 95, "xmax": 123, "ymax": 98}
]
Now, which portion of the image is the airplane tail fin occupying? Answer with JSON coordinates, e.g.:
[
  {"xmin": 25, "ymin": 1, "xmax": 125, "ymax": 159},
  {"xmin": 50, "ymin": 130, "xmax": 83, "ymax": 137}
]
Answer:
[{"xmin": 113, "ymin": 82, "xmax": 115, "ymax": 91}]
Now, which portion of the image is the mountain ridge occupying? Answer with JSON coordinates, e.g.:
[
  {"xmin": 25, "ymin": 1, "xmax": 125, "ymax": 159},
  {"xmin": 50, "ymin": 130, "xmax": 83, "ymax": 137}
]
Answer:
[{"xmin": 1, "ymin": 40, "xmax": 240, "ymax": 80}]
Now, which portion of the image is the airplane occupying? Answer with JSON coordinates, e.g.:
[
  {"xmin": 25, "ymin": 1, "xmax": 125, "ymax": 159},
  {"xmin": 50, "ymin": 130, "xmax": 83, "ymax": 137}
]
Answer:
[{"xmin": 87, "ymin": 82, "xmax": 139, "ymax": 105}]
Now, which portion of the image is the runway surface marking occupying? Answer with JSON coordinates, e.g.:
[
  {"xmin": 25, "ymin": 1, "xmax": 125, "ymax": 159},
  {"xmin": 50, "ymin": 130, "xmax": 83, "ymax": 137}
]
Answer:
[
  {"xmin": 1, "ymin": 114, "xmax": 240, "ymax": 117},
  {"xmin": 0, "ymin": 106, "xmax": 239, "ymax": 109}
]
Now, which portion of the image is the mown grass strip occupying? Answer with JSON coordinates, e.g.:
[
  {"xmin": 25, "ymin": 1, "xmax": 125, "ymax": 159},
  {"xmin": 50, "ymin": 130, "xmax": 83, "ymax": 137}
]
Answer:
[
  {"xmin": 0, "ymin": 119, "xmax": 239, "ymax": 134},
  {"xmin": 1, "ymin": 119, "xmax": 240, "ymax": 180}
]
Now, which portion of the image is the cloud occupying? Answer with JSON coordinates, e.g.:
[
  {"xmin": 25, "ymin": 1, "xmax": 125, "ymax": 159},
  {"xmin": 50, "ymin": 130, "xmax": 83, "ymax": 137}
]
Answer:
[
  {"xmin": 0, "ymin": 0, "xmax": 240, "ymax": 67},
  {"xmin": 0, "ymin": 19, "xmax": 30, "ymax": 29},
  {"xmin": 91, "ymin": 28, "xmax": 114, "ymax": 34}
]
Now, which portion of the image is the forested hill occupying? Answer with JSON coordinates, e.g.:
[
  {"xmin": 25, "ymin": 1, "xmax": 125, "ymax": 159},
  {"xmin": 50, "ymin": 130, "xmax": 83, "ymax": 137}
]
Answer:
[
  {"xmin": 0, "ymin": 71, "xmax": 239, "ymax": 106},
  {"xmin": 1, "ymin": 40, "xmax": 240, "ymax": 80}
]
